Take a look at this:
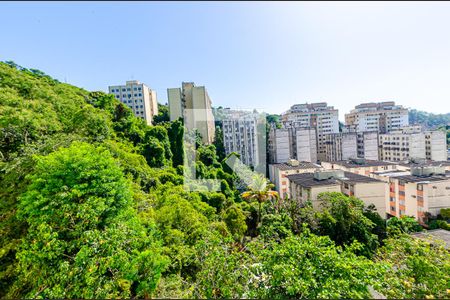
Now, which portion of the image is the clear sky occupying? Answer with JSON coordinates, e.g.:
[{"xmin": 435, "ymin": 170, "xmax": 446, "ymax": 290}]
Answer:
[{"xmin": 1, "ymin": 1, "xmax": 450, "ymax": 120}]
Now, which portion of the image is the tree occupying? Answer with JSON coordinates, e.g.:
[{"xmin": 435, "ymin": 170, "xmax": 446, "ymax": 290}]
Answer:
[
  {"xmin": 386, "ymin": 216, "xmax": 423, "ymax": 236},
  {"xmin": 222, "ymin": 205, "xmax": 247, "ymax": 241},
  {"xmin": 152, "ymin": 103, "xmax": 169, "ymax": 125},
  {"xmin": 241, "ymin": 174, "xmax": 279, "ymax": 227},
  {"xmin": 375, "ymin": 235, "xmax": 450, "ymax": 299},
  {"xmin": 248, "ymin": 229, "xmax": 385, "ymax": 299},
  {"xmin": 9, "ymin": 142, "xmax": 167, "ymax": 298},
  {"xmin": 315, "ymin": 192, "xmax": 379, "ymax": 256}
]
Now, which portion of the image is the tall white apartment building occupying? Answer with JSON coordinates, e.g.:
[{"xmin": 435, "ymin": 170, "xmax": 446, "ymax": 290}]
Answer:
[
  {"xmin": 281, "ymin": 102, "xmax": 339, "ymax": 161},
  {"xmin": 345, "ymin": 101, "xmax": 409, "ymax": 133},
  {"xmin": 268, "ymin": 126, "xmax": 317, "ymax": 164},
  {"xmin": 168, "ymin": 82, "xmax": 215, "ymax": 144},
  {"xmin": 268, "ymin": 127, "xmax": 291, "ymax": 163},
  {"xmin": 108, "ymin": 80, "xmax": 158, "ymax": 126},
  {"xmin": 222, "ymin": 110, "xmax": 261, "ymax": 168}
]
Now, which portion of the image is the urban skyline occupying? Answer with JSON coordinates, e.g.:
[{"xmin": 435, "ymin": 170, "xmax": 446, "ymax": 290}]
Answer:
[{"xmin": 2, "ymin": 2, "xmax": 450, "ymax": 119}]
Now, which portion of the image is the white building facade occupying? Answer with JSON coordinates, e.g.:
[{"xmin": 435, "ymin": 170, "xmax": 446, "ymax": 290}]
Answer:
[{"xmin": 109, "ymin": 80, "xmax": 158, "ymax": 125}]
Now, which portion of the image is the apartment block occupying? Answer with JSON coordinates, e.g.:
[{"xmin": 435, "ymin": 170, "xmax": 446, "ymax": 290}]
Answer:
[
  {"xmin": 109, "ymin": 80, "xmax": 158, "ymax": 125},
  {"xmin": 168, "ymin": 82, "xmax": 215, "ymax": 144},
  {"xmin": 268, "ymin": 127, "xmax": 291, "ymax": 163},
  {"xmin": 281, "ymin": 102, "xmax": 339, "ymax": 161},
  {"xmin": 324, "ymin": 132, "xmax": 357, "ymax": 161},
  {"xmin": 295, "ymin": 127, "xmax": 318, "ymax": 163},
  {"xmin": 287, "ymin": 169, "xmax": 388, "ymax": 218},
  {"xmin": 345, "ymin": 101, "xmax": 409, "ymax": 133},
  {"xmin": 268, "ymin": 126, "xmax": 318, "ymax": 163},
  {"xmin": 377, "ymin": 127, "xmax": 447, "ymax": 162},
  {"xmin": 373, "ymin": 166, "xmax": 450, "ymax": 223},
  {"xmin": 357, "ymin": 131, "xmax": 379, "ymax": 160},
  {"xmin": 268, "ymin": 159, "xmax": 321, "ymax": 200},
  {"xmin": 222, "ymin": 110, "xmax": 260, "ymax": 168}
]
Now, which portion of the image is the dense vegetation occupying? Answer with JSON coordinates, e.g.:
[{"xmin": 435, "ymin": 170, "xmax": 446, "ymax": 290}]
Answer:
[
  {"xmin": 1, "ymin": 61, "xmax": 449, "ymax": 298},
  {"xmin": 409, "ymin": 109, "xmax": 450, "ymax": 129}
]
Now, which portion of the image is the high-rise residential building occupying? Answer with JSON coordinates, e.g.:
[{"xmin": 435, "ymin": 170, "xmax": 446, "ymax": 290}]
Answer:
[
  {"xmin": 324, "ymin": 133, "xmax": 358, "ymax": 162},
  {"xmin": 268, "ymin": 126, "xmax": 317, "ymax": 163},
  {"xmin": 168, "ymin": 82, "xmax": 215, "ymax": 144},
  {"xmin": 268, "ymin": 159, "xmax": 321, "ymax": 200},
  {"xmin": 281, "ymin": 102, "xmax": 339, "ymax": 161},
  {"xmin": 108, "ymin": 80, "xmax": 158, "ymax": 126},
  {"xmin": 222, "ymin": 109, "xmax": 261, "ymax": 168},
  {"xmin": 356, "ymin": 132, "xmax": 380, "ymax": 160},
  {"xmin": 268, "ymin": 127, "xmax": 291, "ymax": 163},
  {"xmin": 345, "ymin": 101, "xmax": 409, "ymax": 133},
  {"xmin": 287, "ymin": 169, "xmax": 388, "ymax": 218},
  {"xmin": 425, "ymin": 130, "xmax": 447, "ymax": 161}
]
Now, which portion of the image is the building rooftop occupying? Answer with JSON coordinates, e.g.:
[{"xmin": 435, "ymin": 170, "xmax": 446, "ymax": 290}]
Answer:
[
  {"xmin": 287, "ymin": 171, "xmax": 382, "ymax": 188},
  {"xmin": 399, "ymin": 160, "xmax": 450, "ymax": 168},
  {"xmin": 392, "ymin": 173, "xmax": 449, "ymax": 183},
  {"xmin": 271, "ymin": 161, "xmax": 321, "ymax": 171},
  {"xmin": 324, "ymin": 159, "xmax": 397, "ymax": 168},
  {"xmin": 411, "ymin": 229, "xmax": 450, "ymax": 249},
  {"xmin": 371, "ymin": 170, "xmax": 411, "ymax": 177}
]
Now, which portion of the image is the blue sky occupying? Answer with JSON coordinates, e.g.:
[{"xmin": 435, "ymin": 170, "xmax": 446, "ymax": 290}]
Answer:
[{"xmin": 1, "ymin": 1, "xmax": 450, "ymax": 120}]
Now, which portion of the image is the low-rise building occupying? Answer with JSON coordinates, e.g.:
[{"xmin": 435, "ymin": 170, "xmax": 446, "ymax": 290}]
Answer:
[
  {"xmin": 321, "ymin": 158, "xmax": 398, "ymax": 176},
  {"xmin": 373, "ymin": 166, "xmax": 450, "ymax": 223},
  {"xmin": 269, "ymin": 159, "xmax": 321, "ymax": 199},
  {"xmin": 287, "ymin": 170, "xmax": 388, "ymax": 218}
]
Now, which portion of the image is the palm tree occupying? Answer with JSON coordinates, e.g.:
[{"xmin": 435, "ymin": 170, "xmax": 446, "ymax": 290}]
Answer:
[{"xmin": 241, "ymin": 174, "xmax": 279, "ymax": 227}]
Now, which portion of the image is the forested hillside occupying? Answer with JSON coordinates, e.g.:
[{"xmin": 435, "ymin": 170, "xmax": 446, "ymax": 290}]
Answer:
[
  {"xmin": 409, "ymin": 109, "xmax": 450, "ymax": 128},
  {"xmin": 1, "ymin": 62, "xmax": 449, "ymax": 299}
]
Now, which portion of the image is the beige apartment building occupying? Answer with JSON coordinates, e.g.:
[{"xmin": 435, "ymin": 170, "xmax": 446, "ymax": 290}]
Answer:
[
  {"xmin": 287, "ymin": 169, "xmax": 388, "ymax": 217},
  {"xmin": 371, "ymin": 166, "xmax": 450, "ymax": 224},
  {"xmin": 268, "ymin": 159, "xmax": 322, "ymax": 199},
  {"xmin": 378, "ymin": 127, "xmax": 447, "ymax": 162},
  {"xmin": 168, "ymin": 82, "xmax": 215, "ymax": 144},
  {"xmin": 345, "ymin": 101, "xmax": 409, "ymax": 133},
  {"xmin": 321, "ymin": 158, "xmax": 398, "ymax": 176},
  {"xmin": 281, "ymin": 102, "xmax": 339, "ymax": 161},
  {"xmin": 109, "ymin": 80, "xmax": 158, "ymax": 125}
]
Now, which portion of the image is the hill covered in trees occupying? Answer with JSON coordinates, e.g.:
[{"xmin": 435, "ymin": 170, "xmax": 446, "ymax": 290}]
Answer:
[
  {"xmin": 0, "ymin": 61, "xmax": 449, "ymax": 299},
  {"xmin": 409, "ymin": 109, "xmax": 450, "ymax": 128}
]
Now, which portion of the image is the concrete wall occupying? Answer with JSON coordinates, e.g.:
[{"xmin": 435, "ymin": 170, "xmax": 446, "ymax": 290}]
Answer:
[
  {"xmin": 168, "ymin": 88, "xmax": 182, "ymax": 121},
  {"xmin": 353, "ymin": 182, "xmax": 388, "ymax": 218},
  {"xmin": 296, "ymin": 128, "xmax": 317, "ymax": 163},
  {"xmin": 342, "ymin": 133, "xmax": 358, "ymax": 160}
]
